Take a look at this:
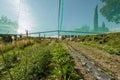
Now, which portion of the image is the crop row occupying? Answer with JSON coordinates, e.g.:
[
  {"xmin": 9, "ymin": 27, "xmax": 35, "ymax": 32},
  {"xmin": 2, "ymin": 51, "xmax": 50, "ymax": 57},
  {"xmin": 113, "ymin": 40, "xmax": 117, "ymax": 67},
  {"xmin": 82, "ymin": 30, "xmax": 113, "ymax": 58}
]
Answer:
[
  {"xmin": 49, "ymin": 44, "xmax": 83, "ymax": 80},
  {"xmin": 0, "ymin": 40, "xmax": 50, "ymax": 80}
]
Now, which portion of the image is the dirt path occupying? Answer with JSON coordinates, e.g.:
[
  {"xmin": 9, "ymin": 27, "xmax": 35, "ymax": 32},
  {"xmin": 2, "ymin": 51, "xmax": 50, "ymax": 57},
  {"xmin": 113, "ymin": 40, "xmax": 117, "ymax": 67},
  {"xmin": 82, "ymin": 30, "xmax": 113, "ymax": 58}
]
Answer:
[
  {"xmin": 69, "ymin": 42, "xmax": 120, "ymax": 80},
  {"xmin": 65, "ymin": 43, "xmax": 114, "ymax": 80}
]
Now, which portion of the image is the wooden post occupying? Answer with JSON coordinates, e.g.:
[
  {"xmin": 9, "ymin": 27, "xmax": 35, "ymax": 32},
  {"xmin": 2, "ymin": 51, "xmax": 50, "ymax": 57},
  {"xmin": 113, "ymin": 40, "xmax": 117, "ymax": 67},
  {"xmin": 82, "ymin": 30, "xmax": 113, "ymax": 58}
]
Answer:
[
  {"xmin": 39, "ymin": 33, "xmax": 40, "ymax": 38},
  {"xmin": 26, "ymin": 30, "xmax": 28, "ymax": 38},
  {"xmin": 39, "ymin": 33, "xmax": 41, "ymax": 41},
  {"xmin": 44, "ymin": 34, "xmax": 45, "ymax": 39}
]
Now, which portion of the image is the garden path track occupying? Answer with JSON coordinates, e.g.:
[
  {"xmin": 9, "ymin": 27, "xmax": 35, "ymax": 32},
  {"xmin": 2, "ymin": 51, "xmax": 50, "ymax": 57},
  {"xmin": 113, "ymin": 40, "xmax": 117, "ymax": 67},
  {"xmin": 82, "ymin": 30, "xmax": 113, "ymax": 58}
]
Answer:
[{"xmin": 66, "ymin": 43, "xmax": 114, "ymax": 80}]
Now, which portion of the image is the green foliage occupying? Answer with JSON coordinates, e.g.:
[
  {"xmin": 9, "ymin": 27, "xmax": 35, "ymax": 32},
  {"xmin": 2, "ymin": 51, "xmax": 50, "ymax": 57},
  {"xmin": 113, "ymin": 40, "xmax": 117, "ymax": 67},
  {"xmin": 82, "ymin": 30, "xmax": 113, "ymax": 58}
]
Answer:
[
  {"xmin": 0, "ymin": 40, "xmax": 83, "ymax": 80},
  {"xmin": 4, "ymin": 52, "xmax": 20, "ymax": 69},
  {"xmin": 75, "ymin": 25, "xmax": 90, "ymax": 32},
  {"xmin": 50, "ymin": 44, "xmax": 81, "ymax": 80},
  {"xmin": 1, "ymin": 35, "xmax": 12, "ymax": 43},
  {"xmin": 102, "ymin": 22, "xmax": 105, "ymax": 29},
  {"xmin": 0, "ymin": 16, "xmax": 18, "ymax": 34},
  {"xmin": 94, "ymin": 5, "xmax": 98, "ymax": 31},
  {"xmin": 0, "ymin": 16, "xmax": 18, "ymax": 25},
  {"xmin": 80, "ymin": 32, "xmax": 120, "ymax": 55},
  {"xmin": 29, "ymin": 49, "xmax": 51, "ymax": 79},
  {"xmin": 98, "ymin": 22, "xmax": 109, "ymax": 32},
  {"xmin": 100, "ymin": 0, "xmax": 120, "ymax": 23},
  {"xmin": 0, "ymin": 39, "xmax": 33, "ymax": 53},
  {"xmin": 0, "ymin": 40, "xmax": 51, "ymax": 79}
]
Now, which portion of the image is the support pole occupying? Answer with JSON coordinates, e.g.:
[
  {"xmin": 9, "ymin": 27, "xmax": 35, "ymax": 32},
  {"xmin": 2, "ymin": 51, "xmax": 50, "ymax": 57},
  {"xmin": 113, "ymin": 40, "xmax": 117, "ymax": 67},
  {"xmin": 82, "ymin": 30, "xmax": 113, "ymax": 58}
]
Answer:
[
  {"xmin": 26, "ymin": 30, "xmax": 28, "ymax": 38},
  {"xmin": 58, "ymin": 0, "xmax": 61, "ymax": 41},
  {"xmin": 39, "ymin": 33, "xmax": 40, "ymax": 38}
]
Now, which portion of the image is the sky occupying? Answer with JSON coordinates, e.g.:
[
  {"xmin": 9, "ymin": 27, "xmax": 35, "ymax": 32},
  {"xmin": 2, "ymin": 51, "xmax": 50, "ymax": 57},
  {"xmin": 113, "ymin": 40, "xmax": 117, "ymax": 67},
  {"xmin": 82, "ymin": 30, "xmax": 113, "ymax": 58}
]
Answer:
[{"xmin": 0, "ymin": 0, "xmax": 120, "ymax": 34}]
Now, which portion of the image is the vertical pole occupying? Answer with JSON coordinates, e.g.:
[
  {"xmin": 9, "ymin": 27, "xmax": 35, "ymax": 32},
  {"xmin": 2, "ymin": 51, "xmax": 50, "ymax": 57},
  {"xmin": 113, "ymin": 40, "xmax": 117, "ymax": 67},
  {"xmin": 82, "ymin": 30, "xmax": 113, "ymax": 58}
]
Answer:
[
  {"xmin": 39, "ymin": 33, "xmax": 41, "ymax": 41},
  {"xmin": 39, "ymin": 33, "xmax": 40, "ymax": 38},
  {"xmin": 26, "ymin": 30, "xmax": 28, "ymax": 38},
  {"xmin": 69, "ymin": 35, "xmax": 71, "ymax": 41},
  {"xmin": 58, "ymin": 30, "xmax": 59, "ymax": 40},
  {"xmin": 44, "ymin": 34, "xmax": 45, "ymax": 39},
  {"xmin": 58, "ymin": 0, "xmax": 61, "ymax": 41}
]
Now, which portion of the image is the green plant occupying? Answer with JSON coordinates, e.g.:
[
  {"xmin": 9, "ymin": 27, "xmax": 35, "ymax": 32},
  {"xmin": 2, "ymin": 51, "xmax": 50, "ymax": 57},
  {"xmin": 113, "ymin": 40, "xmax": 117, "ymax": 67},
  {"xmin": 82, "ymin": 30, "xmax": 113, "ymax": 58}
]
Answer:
[{"xmin": 50, "ymin": 44, "xmax": 80, "ymax": 80}]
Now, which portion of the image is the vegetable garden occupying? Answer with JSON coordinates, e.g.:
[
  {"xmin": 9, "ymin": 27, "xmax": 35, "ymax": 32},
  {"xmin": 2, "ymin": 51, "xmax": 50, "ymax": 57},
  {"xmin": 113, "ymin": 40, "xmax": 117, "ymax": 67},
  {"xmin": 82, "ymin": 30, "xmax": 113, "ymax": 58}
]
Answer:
[{"xmin": 0, "ymin": 39, "xmax": 84, "ymax": 80}]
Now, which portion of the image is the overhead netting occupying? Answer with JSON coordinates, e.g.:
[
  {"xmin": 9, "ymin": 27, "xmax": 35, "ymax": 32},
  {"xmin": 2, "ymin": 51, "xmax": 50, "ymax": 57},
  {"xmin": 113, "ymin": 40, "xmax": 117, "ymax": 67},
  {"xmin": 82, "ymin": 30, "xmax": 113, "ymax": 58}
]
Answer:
[{"xmin": 0, "ymin": 0, "xmax": 119, "ymax": 37}]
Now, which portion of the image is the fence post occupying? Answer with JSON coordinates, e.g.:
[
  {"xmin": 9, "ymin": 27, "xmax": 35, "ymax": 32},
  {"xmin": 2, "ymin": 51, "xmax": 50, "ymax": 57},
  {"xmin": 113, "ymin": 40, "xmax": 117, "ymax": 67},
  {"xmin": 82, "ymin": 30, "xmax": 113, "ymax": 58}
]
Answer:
[
  {"xmin": 26, "ymin": 30, "xmax": 28, "ymax": 38},
  {"xmin": 39, "ymin": 33, "xmax": 40, "ymax": 38},
  {"xmin": 44, "ymin": 34, "xmax": 45, "ymax": 39}
]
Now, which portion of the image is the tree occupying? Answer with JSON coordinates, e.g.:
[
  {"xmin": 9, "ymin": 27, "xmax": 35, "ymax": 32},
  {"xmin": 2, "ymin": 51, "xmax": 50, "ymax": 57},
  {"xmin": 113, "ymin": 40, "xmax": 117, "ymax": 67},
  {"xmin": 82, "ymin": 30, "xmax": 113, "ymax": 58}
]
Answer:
[
  {"xmin": 0, "ymin": 16, "xmax": 18, "ymax": 34},
  {"xmin": 102, "ymin": 22, "xmax": 105, "ymax": 29},
  {"xmin": 101, "ymin": 22, "xmax": 109, "ymax": 32},
  {"xmin": 1, "ymin": 16, "xmax": 8, "ymax": 23},
  {"xmin": 94, "ymin": 5, "xmax": 98, "ymax": 31},
  {"xmin": 75, "ymin": 25, "xmax": 90, "ymax": 32},
  {"xmin": 100, "ymin": 0, "xmax": 120, "ymax": 24}
]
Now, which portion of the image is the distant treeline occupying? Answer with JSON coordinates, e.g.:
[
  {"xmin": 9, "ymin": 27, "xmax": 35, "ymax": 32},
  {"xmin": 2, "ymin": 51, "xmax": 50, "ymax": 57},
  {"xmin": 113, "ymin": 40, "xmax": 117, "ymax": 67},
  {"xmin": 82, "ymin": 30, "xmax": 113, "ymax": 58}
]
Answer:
[
  {"xmin": 0, "ymin": 15, "xmax": 18, "ymax": 34},
  {"xmin": 74, "ymin": 5, "xmax": 109, "ymax": 33},
  {"xmin": 0, "ymin": 16, "xmax": 18, "ymax": 26}
]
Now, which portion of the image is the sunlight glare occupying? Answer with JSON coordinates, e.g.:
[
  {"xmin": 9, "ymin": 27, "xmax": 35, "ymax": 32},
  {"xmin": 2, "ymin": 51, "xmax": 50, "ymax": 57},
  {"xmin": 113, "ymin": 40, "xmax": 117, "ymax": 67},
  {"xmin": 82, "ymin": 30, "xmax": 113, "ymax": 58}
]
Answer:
[{"xmin": 8, "ymin": 0, "xmax": 35, "ymax": 34}]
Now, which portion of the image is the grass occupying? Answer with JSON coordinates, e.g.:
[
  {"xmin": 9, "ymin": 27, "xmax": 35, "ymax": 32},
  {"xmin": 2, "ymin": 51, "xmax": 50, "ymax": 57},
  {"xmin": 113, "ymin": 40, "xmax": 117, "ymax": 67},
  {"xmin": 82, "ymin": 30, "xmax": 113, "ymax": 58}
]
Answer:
[
  {"xmin": 0, "ymin": 39, "xmax": 33, "ymax": 53},
  {"xmin": 78, "ymin": 32, "xmax": 120, "ymax": 55},
  {"xmin": 0, "ymin": 40, "xmax": 51, "ymax": 79}
]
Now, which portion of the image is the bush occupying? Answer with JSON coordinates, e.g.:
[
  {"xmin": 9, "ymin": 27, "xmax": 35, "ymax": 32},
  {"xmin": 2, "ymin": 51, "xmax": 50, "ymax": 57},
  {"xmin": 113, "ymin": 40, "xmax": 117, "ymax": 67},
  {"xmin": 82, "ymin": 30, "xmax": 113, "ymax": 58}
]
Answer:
[{"xmin": 1, "ymin": 35, "xmax": 12, "ymax": 43}]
